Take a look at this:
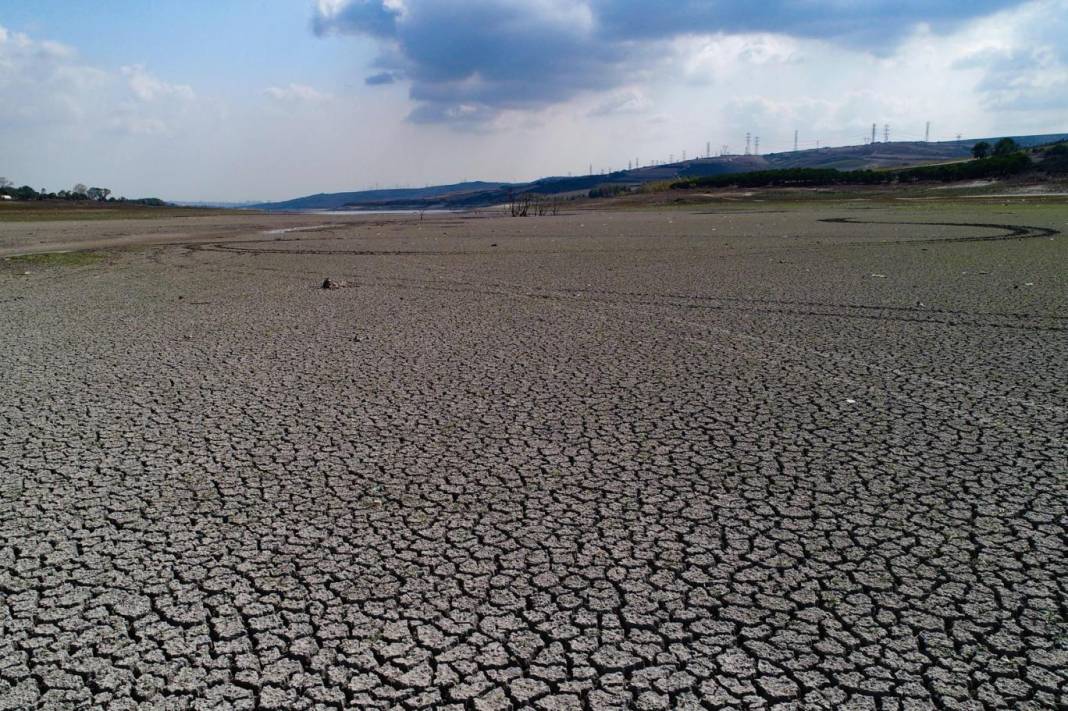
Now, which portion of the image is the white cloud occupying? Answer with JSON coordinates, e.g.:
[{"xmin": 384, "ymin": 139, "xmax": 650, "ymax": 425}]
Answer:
[
  {"xmin": 0, "ymin": 25, "xmax": 109, "ymax": 127},
  {"xmin": 0, "ymin": 24, "xmax": 196, "ymax": 137},
  {"xmin": 264, "ymin": 83, "xmax": 333, "ymax": 103},
  {"xmin": 677, "ymin": 33, "xmax": 802, "ymax": 83},
  {"xmin": 121, "ymin": 64, "xmax": 195, "ymax": 102},
  {"xmin": 589, "ymin": 89, "xmax": 653, "ymax": 117},
  {"xmin": 107, "ymin": 115, "xmax": 169, "ymax": 136}
]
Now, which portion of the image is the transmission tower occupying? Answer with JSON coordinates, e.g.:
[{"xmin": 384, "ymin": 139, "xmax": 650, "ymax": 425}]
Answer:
[
  {"xmin": 871, "ymin": 123, "xmax": 877, "ymax": 144},
  {"xmin": 754, "ymin": 137, "xmax": 760, "ymax": 155},
  {"xmin": 794, "ymin": 130, "xmax": 798, "ymax": 152},
  {"xmin": 883, "ymin": 124, "xmax": 890, "ymax": 143},
  {"xmin": 745, "ymin": 133, "xmax": 751, "ymax": 155},
  {"xmin": 925, "ymin": 121, "xmax": 931, "ymax": 143},
  {"xmin": 706, "ymin": 141, "xmax": 711, "ymax": 158}
]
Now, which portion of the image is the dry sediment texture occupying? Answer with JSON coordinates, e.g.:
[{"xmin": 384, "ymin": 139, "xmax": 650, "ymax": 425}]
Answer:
[{"xmin": 1, "ymin": 205, "xmax": 1066, "ymax": 709}]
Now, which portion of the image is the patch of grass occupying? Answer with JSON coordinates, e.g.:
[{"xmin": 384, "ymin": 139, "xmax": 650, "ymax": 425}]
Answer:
[
  {"xmin": 6, "ymin": 251, "xmax": 104, "ymax": 267},
  {"xmin": 0, "ymin": 202, "xmax": 242, "ymax": 222}
]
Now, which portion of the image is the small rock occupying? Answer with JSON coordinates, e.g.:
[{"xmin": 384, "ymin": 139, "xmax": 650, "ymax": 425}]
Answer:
[{"xmin": 322, "ymin": 278, "xmax": 341, "ymax": 289}]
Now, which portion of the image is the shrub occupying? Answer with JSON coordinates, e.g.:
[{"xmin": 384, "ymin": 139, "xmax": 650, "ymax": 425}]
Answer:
[
  {"xmin": 993, "ymin": 137, "xmax": 1019, "ymax": 156},
  {"xmin": 588, "ymin": 184, "xmax": 632, "ymax": 198}
]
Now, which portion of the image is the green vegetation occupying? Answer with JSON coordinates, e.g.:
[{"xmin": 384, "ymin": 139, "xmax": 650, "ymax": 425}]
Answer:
[
  {"xmin": 971, "ymin": 141, "xmax": 991, "ymax": 159},
  {"xmin": 0, "ymin": 201, "xmax": 234, "ymax": 222},
  {"xmin": 1039, "ymin": 142, "xmax": 1068, "ymax": 174},
  {"xmin": 672, "ymin": 153, "xmax": 1033, "ymax": 190},
  {"xmin": 5, "ymin": 252, "xmax": 104, "ymax": 267},
  {"xmin": 993, "ymin": 137, "xmax": 1019, "ymax": 156},
  {"xmin": 0, "ymin": 178, "xmax": 166, "ymax": 206},
  {"xmin": 588, "ymin": 184, "xmax": 634, "ymax": 198}
]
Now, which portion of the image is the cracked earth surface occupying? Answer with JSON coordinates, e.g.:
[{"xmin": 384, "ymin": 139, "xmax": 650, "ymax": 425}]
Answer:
[{"xmin": 1, "ymin": 206, "xmax": 1066, "ymax": 709}]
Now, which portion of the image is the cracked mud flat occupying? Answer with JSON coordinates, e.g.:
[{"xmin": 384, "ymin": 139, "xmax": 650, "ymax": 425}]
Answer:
[{"xmin": 1, "ymin": 204, "xmax": 1066, "ymax": 710}]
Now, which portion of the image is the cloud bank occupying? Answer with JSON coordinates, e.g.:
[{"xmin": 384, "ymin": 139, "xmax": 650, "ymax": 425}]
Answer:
[
  {"xmin": 313, "ymin": 0, "xmax": 1029, "ymax": 124},
  {"xmin": 0, "ymin": 25, "xmax": 196, "ymax": 136}
]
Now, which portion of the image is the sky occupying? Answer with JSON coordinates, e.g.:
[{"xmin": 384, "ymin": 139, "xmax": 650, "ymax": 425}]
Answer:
[{"xmin": 1, "ymin": 0, "xmax": 1066, "ymax": 201}]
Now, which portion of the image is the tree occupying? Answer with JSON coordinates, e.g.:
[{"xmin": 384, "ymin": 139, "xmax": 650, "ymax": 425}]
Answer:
[
  {"xmin": 87, "ymin": 187, "xmax": 111, "ymax": 201},
  {"xmin": 971, "ymin": 142, "xmax": 991, "ymax": 159},
  {"xmin": 993, "ymin": 137, "xmax": 1019, "ymax": 156},
  {"xmin": 0, "ymin": 177, "xmax": 12, "ymax": 189},
  {"xmin": 72, "ymin": 183, "xmax": 88, "ymax": 196},
  {"xmin": 506, "ymin": 188, "xmax": 531, "ymax": 217}
]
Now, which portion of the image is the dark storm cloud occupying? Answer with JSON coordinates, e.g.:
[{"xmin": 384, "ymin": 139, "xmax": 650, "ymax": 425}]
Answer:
[{"xmin": 314, "ymin": 0, "xmax": 1028, "ymax": 124}]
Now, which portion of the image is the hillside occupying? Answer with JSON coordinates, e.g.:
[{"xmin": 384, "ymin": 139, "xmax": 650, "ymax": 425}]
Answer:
[
  {"xmin": 256, "ymin": 181, "xmax": 507, "ymax": 211},
  {"xmin": 255, "ymin": 132, "xmax": 1068, "ymax": 211}
]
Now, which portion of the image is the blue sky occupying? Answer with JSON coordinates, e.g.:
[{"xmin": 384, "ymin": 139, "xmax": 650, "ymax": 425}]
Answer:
[
  {"xmin": 0, "ymin": 2, "xmax": 365, "ymax": 96},
  {"xmin": 1, "ymin": 1, "xmax": 1066, "ymax": 200}
]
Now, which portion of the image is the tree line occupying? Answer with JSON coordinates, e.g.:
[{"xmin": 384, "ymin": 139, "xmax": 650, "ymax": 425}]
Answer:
[
  {"xmin": 0, "ymin": 178, "xmax": 165, "ymax": 206},
  {"xmin": 969, "ymin": 137, "xmax": 1021, "ymax": 159},
  {"xmin": 671, "ymin": 144, "xmax": 1037, "ymax": 190}
]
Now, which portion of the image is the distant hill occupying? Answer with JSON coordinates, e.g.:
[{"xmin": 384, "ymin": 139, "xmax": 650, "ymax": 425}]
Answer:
[
  {"xmin": 255, "ymin": 132, "xmax": 1068, "ymax": 211},
  {"xmin": 254, "ymin": 181, "xmax": 506, "ymax": 211},
  {"xmin": 173, "ymin": 201, "xmax": 263, "ymax": 208},
  {"xmin": 761, "ymin": 133, "xmax": 1067, "ymax": 171}
]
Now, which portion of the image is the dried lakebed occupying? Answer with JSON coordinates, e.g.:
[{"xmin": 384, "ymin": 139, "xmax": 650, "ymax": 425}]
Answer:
[{"xmin": 1, "ymin": 205, "xmax": 1066, "ymax": 709}]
